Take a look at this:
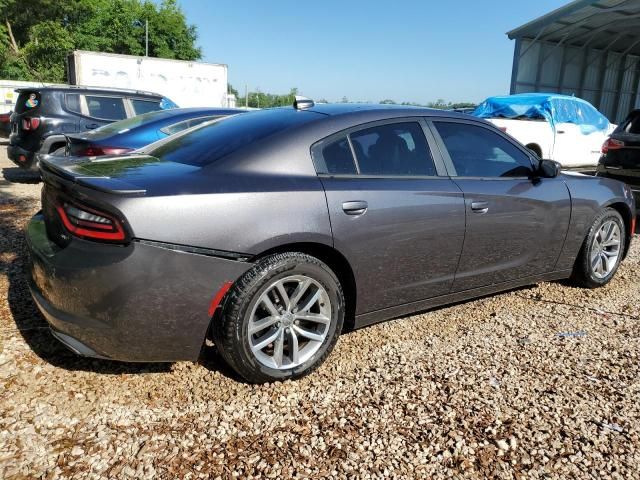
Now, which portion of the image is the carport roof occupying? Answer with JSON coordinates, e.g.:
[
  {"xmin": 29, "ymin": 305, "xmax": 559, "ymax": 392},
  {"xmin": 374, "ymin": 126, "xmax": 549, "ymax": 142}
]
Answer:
[{"xmin": 507, "ymin": 0, "xmax": 640, "ymax": 56}]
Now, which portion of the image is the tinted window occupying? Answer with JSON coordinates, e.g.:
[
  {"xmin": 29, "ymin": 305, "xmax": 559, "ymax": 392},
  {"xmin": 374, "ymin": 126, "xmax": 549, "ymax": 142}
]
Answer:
[
  {"xmin": 132, "ymin": 99, "xmax": 161, "ymax": 115},
  {"xmin": 350, "ymin": 122, "xmax": 435, "ymax": 176},
  {"xmin": 85, "ymin": 96, "xmax": 127, "ymax": 120},
  {"xmin": 146, "ymin": 108, "xmax": 321, "ymax": 166},
  {"xmin": 622, "ymin": 112, "xmax": 640, "ymax": 134},
  {"xmin": 65, "ymin": 94, "xmax": 81, "ymax": 113},
  {"xmin": 434, "ymin": 122, "xmax": 533, "ymax": 177},
  {"xmin": 15, "ymin": 91, "xmax": 41, "ymax": 114},
  {"xmin": 313, "ymin": 137, "xmax": 357, "ymax": 175}
]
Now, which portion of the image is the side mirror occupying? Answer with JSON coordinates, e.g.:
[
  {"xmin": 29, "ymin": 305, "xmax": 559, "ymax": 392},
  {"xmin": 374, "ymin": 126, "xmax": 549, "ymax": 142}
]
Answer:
[{"xmin": 538, "ymin": 159, "xmax": 561, "ymax": 178}]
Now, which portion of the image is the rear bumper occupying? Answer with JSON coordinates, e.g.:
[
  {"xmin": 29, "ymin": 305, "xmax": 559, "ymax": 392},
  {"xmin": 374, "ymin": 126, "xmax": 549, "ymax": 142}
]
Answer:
[
  {"xmin": 7, "ymin": 143, "xmax": 37, "ymax": 170},
  {"xmin": 26, "ymin": 213, "xmax": 252, "ymax": 362}
]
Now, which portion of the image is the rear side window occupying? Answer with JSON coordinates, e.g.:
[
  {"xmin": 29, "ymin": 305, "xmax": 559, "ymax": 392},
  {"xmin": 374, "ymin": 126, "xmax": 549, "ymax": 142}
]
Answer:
[
  {"xmin": 350, "ymin": 122, "xmax": 435, "ymax": 176},
  {"xmin": 434, "ymin": 122, "xmax": 534, "ymax": 178},
  {"xmin": 312, "ymin": 137, "xmax": 357, "ymax": 175},
  {"xmin": 132, "ymin": 99, "xmax": 161, "ymax": 115},
  {"xmin": 65, "ymin": 94, "xmax": 81, "ymax": 113},
  {"xmin": 15, "ymin": 91, "xmax": 41, "ymax": 114},
  {"xmin": 85, "ymin": 96, "xmax": 127, "ymax": 120}
]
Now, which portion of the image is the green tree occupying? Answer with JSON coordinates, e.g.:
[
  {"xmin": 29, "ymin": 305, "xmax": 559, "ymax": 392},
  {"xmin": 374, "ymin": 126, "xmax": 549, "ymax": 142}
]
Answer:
[{"xmin": 0, "ymin": 0, "xmax": 201, "ymax": 82}]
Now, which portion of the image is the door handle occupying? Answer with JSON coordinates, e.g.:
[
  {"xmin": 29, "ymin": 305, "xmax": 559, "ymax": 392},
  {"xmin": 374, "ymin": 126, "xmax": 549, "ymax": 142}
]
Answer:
[
  {"xmin": 471, "ymin": 201, "xmax": 489, "ymax": 214},
  {"xmin": 85, "ymin": 123, "xmax": 99, "ymax": 129},
  {"xmin": 556, "ymin": 130, "xmax": 565, "ymax": 134},
  {"xmin": 342, "ymin": 200, "xmax": 368, "ymax": 216}
]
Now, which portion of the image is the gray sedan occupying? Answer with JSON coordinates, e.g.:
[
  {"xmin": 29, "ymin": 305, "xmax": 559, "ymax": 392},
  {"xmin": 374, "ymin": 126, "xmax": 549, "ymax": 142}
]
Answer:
[{"xmin": 27, "ymin": 101, "xmax": 635, "ymax": 383}]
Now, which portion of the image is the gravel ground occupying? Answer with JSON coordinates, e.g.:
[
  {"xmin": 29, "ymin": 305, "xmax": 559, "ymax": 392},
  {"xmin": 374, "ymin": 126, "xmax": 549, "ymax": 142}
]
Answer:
[{"xmin": 1, "ymin": 145, "xmax": 639, "ymax": 479}]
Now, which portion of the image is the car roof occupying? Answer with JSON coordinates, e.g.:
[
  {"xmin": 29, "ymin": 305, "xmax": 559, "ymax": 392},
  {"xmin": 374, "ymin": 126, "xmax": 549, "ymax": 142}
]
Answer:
[
  {"xmin": 306, "ymin": 102, "xmax": 465, "ymax": 118},
  {"xmin": 16, "ymin": 85, "xmax": 163, "ymax": 98}
]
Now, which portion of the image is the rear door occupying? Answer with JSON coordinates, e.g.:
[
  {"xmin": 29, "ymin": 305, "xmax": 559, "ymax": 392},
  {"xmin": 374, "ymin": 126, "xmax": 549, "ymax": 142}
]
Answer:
[
  {"xmin": 430, "ymin": 119, "xmax": 571, "ymax": 292},
  {"xmin": 553, "ymin": 121, "xmax": 605, "ymax": 167},
  {"xmin": 315, "ymin": 118, "xmax": 466, "ymax": 315}
]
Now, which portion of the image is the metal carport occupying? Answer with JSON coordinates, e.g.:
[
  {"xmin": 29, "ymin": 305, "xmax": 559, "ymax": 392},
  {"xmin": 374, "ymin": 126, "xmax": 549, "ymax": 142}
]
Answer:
[{"xmin": 508, "ymin": 0, "xmax": 640, "ymax": 123}]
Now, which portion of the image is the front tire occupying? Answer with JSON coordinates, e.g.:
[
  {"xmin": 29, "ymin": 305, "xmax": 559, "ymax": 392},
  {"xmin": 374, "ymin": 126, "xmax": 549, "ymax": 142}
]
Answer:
[
  {"xmin": 571, "ymin": 208, "xmax": 625, "ymax": 288},
  {"xmin": 213, "ymin": 252, "xmax": 345, "ymax": 383}
]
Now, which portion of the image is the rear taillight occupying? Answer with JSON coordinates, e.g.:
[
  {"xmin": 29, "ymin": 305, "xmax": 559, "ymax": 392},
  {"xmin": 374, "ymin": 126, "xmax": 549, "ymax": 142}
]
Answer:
[
  {"xmin": 56, "ymin": 200, "xmax": 126, "ymax": 242},
  {"xmin": 77, "ymin": 146, "xmax": 133, "ymax": 157},
  {"xmin": 602, "ymin": 138, "xmax": 625, "ymax": 154},
  {"xmin": 0, "ymin": 113, "xmax": 10, "ymax": 124},
  {"xmin": 21, "ymin": 117, "xmax": 41, "ymax": 130},
  {"xmin": 498, "ymin": 126, "xmax": 508, "ymax": 133}
]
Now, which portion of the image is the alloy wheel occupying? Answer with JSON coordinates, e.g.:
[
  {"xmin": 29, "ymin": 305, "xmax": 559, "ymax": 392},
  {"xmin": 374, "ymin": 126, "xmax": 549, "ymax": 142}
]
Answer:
[
  {"xmin": 247, "ymin": 275, "xmax": 332, "ymax": 370},
  {"xmin": 590, "ymin": 220, "xmax": 621, "ymax": 279}
]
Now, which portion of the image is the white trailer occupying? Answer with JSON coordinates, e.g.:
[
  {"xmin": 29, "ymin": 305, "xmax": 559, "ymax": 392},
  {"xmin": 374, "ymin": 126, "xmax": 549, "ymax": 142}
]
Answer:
[{"xmin": 68, "ymin": 50, "xmax": 230, "ymax": 108}]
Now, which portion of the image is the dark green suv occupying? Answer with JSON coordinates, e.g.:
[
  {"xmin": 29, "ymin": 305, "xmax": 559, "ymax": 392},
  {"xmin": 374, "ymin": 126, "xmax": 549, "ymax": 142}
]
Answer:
[{"xmin": 8, "ymin": 86, "xmax": 176, "ymax": 170}]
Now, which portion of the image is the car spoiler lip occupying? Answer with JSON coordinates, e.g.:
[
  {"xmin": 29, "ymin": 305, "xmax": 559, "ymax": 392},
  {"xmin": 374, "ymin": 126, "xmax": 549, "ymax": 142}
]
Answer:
[{"xmin": 38, "ymin": 154, "xmax": 147, "ymax": 196}]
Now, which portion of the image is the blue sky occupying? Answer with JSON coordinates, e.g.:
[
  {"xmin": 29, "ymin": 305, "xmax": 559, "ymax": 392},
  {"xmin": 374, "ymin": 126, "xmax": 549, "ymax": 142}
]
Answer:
[{"xmin": 178, "ymin": 1, "xmax": 569, "ymax": 104}]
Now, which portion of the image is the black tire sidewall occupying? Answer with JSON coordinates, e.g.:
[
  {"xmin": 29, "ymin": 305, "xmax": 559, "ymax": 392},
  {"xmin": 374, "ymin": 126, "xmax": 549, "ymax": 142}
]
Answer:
[{"xmin": 220, "ymin": 254, "xmax": 344, "ymax": 382}]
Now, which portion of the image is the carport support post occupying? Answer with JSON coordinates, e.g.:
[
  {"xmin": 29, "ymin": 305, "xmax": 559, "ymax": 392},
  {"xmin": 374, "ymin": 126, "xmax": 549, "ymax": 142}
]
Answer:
[
  {"xmin": 612, "ymin": 54, "xmax": 629, "ymax": 123},
  {"xmin": 510, "ymin": 38, "xmax": 522, "ymax": 94}
]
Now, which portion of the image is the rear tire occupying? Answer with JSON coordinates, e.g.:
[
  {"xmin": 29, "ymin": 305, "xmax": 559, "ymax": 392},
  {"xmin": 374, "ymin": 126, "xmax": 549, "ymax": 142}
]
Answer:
[
  {"xmin": 571, "ymin": 208, "xmax": 625, "ymax": 288},
  {"xmin": 213, "ymin": 252, "xmax": 345, "ymax": 383}
]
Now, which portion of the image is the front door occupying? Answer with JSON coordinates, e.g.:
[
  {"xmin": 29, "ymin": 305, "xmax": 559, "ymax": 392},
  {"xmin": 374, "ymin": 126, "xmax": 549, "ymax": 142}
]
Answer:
[
  {"xmin": 313, "ymin": 119, "xmax": 466, "ymax": 315},
  {"xmin": 430, "ymin": 120, "xmax": 571, "ymax": 292}
]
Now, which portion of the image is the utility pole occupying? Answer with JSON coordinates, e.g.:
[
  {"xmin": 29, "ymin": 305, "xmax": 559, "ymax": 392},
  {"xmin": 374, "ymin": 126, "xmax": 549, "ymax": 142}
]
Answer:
[
  {"xmin": 145, "ymin": 19, "xmax": 149, "ymax": 56},
  {"xmin": 245, "ymin": 84, "xmax": 248, "ymax": 108}
]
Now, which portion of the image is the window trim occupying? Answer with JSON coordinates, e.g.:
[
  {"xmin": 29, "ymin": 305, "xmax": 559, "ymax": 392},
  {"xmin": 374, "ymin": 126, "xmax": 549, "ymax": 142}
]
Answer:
[
  {"xmin": 311, "ymin": 117, "xmax": 448, "ymax": 179},
  {"xmin": 427, "ymin": 118, "xmax": 540, "ymax": 180}
]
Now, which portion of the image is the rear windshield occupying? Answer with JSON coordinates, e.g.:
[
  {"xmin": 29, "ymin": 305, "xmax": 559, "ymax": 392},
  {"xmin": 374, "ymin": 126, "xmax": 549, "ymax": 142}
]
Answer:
[
  {"xmin": 621, "ymin": 112, "xmax": 640, "ymax": 134},
  {"xmin": 89, "ymin": 109, "xmax": 177, "ymax": 137},
  {"xmin": 15, "ymin": 91, "xmax": 42, "ymax": 114},
  {"xmin": 145, "ymin": 108, "xmax": 321, "ymax": 166}
]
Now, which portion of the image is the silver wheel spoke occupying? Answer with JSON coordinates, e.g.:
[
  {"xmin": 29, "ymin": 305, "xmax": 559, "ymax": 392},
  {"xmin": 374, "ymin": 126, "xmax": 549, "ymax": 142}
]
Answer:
[
  {"xmin": 260, "ymin": 294, "xmax": 280, "ymax": 317},
  {"xmin": 248, "ymin": 316, "xmax": 278, "ymax": 335},
  {"xmin": 289, "ymin": 329, "xmax": 300, "ymax": 364},
  {"xmin": 289, "ymin": 278, "xmax": 311, "ymax": 308},
  {"xmin": 294, "ymin": 312, "xmax": 331, "ymax": 325},
  {"xmin": 253, "ymin": 329, "xmax": 281, "ymax": 351},
  {"xmin": 275, "ymin": 282, "xmax": 291, "ymax": 311},
  {"xmin": 272, "ymin": 329, "xmax": 284, "ymax": 367},
  {"xmin": 293, "ymin": 325, "xmax": 325, "ymax": 342},
  {"xmin": 299, "ymin": 288, "xmax": 322, "ymax": 313}
]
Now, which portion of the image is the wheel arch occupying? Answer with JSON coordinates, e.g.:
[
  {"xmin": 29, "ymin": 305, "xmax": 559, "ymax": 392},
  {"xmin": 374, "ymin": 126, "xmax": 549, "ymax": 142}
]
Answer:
[
  {"xmin": 250, "ymin": 242, "xmax": 357, "ymax": 331},
  {"xmin": 604, "ymin": 201, "xmax": 634, "ymax": 258}
]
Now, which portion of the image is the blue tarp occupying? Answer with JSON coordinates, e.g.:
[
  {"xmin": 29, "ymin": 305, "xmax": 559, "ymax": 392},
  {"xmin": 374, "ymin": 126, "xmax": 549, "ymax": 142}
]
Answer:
[{"xmin": 472, "ymin": 93, "xmax": 610, "ymax": 135}]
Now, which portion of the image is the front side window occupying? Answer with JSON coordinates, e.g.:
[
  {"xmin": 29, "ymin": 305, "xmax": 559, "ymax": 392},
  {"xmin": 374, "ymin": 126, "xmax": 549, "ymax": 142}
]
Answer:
[
  {"xmin": 85, "ymin": 95, "xmax": 127, "ymax": 120},
  {"xmin": 131, "ymin": 99, "xmax": 161, "ymax": 115},
  {"xmin": 434, "ymin": 122, "xmax": 534, "ymax": 178},
  {"xmin": 350, "ymin": 122, "xmax": 436, "ymax": 176}
]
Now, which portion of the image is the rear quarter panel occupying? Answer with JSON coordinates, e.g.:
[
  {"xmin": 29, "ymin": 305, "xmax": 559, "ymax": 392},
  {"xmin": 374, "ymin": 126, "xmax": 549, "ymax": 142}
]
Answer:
[{"xmin": 555, "ymin": 172, "xmax": 635, "ymax": 270}]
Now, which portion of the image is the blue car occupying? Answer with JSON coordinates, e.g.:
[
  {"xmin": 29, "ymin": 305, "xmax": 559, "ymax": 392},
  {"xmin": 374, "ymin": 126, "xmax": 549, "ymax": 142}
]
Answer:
[{"xmin": 63, "ymin": 107, "xmax": 244, "ymax": 157}]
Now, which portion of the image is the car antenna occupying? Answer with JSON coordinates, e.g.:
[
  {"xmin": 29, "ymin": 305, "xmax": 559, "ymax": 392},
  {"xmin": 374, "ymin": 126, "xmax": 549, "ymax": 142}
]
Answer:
[{"xmin": 293, "ymin": 95, "xmax": 314, "ymax": 110}]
